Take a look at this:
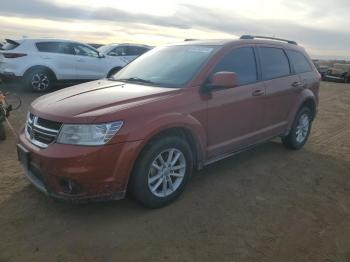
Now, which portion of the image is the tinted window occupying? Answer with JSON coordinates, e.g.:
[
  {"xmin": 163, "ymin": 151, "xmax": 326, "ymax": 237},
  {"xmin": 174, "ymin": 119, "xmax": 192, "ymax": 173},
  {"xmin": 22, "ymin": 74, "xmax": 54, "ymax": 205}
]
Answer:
[
  {"xmin": 127, "ymin": 46, "xmax": 149, "ymax": 56},
  {"xmin": 138, "ymin": 47, "xmax": 150, "ymax": 55},
  {"xmin": 212, "ymin": 47, "xmax": 257, "ymax": 85},
  {"xmin": 72, "ymin": 44, "xmax": 99, "ymax": 58},
  {"xmin": 36, "ymin": 42, "xmax": 74, "ymax": 55},
  {"xmin": 260, "ymin": 47, "xmax": 290, "ymax": 80},
  {"xmin": 109, "ymin": 46, "xmax": 127, "ymax": 56},
  {"xmin": 286, "ymin": 50, "xmax": 312, "ymax": 73}
]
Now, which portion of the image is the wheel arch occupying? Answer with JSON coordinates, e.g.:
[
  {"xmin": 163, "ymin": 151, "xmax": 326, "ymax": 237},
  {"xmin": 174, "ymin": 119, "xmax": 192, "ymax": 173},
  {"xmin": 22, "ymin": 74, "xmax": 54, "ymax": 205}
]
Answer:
[
  {"xmin": 23, "ymin": 65, "xmax": 57, "ymax": 80},
  {"xmin": 300, "ymin": 98, "xmax": 316, "ymax": 120},
  {"xmin": 286, "ymin": 92, "xmax": 317, "ymax": 134},
  {"xmin": 124, "ymin": 125, "xmax": 204, "ymax": 194},
  {"xmin": 146, "ymin": 126, "xmax": 201, "ymax": 166}
]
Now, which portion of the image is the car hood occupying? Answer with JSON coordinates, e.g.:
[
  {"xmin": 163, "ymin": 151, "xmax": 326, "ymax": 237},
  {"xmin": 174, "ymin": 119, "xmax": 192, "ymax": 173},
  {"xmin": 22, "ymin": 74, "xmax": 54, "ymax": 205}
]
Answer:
[{"xmin": 30, "ymin": 79, "xmax": 180, "ymax": 123}]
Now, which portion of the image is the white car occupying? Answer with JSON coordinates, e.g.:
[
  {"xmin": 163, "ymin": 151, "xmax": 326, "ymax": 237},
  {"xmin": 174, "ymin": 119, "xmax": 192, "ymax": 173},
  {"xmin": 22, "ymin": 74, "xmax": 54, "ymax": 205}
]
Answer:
[
  {"xmin": 0, "ymin": 39, "xmax": 130, "ymax": 92},
  {"xmin": 98, "ymin": 43, "xmax": 152, "ymax": 63}
]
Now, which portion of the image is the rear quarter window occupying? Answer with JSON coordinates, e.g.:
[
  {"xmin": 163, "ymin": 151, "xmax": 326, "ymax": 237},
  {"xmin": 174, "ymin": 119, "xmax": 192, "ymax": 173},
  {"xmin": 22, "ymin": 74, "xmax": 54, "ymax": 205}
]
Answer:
[
  {"xmin": 259, "ymin": 47, "xmax": 291, "ymax": 80},
  {"xmin": 286, "ymin": 50, "xmax": 312, "ymax": 74},
  {"xmin": 2, "ymin": 40, "xmax": 20, "ymax": 50}
]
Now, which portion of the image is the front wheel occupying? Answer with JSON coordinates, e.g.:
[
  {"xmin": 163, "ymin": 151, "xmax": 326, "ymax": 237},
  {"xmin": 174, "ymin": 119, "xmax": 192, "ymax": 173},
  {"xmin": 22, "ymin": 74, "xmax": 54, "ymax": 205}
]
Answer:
[
  {"xmin": 129, "ymin": 136, "xmax": 193, "ymax": 208},
  {"xmin": 282, "ymin": 107, "xmax": 312, "ymax": 150}
]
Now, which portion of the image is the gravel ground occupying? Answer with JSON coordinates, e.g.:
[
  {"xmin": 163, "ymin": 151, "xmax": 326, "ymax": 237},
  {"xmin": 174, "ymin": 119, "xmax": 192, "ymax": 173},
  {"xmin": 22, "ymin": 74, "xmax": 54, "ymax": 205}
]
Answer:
[{"xmin": 0, "ymin": 81, "xmax": 349, "ymax": 262}]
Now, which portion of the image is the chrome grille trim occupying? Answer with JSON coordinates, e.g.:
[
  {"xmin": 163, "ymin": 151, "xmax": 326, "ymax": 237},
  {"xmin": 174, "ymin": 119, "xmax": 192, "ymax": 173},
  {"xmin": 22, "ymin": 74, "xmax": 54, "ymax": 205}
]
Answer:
[{"xmin": 25, "ymin": 113, "xmax": 61, "ymax": 148}]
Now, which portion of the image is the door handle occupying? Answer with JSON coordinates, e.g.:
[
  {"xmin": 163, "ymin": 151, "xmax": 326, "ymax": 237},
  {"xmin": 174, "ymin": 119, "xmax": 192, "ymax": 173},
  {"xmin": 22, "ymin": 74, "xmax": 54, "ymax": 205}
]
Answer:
[
  {"xmin": 291, "ymin": 81, "xmax": 301, "ymax": 88},
  {"xmin": 292, "ymin": 80, "xmax": 307, "ymax": 90},
  {"xmin": 252, "ymin": 89, "xmax": 265, "ymax": 96}
]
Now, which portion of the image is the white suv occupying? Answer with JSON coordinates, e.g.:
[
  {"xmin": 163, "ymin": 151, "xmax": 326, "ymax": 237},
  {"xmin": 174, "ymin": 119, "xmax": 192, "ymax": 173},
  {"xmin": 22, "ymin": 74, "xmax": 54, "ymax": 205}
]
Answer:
[{"xmin": 0, "ymin": 39, "xmax": 130, "ymax": 92}]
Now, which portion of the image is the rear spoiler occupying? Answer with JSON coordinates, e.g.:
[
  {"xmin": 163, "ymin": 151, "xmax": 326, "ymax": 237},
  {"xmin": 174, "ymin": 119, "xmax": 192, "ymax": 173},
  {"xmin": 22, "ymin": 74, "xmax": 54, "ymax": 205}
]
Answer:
[{"xmin": 5, "ymin": 39, "xmax": 20, "ymax": 46}]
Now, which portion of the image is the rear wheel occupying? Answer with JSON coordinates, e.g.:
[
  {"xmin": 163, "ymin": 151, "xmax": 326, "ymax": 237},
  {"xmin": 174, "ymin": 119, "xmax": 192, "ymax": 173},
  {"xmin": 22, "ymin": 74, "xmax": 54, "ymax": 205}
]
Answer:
[
  {"xmin": 129, "ymin": 136, "xmax": 193, "ymax": 208},
  {"xmin": 24, "ymin": 68, "xmax": 54, "ymax": 92},
  {"xmin": 282, "ymin": 107, "xmax": 312, "ymax": 150}
]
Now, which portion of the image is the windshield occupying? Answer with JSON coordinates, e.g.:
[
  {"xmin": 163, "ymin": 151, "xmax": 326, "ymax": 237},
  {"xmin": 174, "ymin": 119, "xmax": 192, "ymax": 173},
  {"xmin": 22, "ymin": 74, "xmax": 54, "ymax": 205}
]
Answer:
[{"xmin": 112, "ymin": 45, "xmax": 218, "ymax": 87}]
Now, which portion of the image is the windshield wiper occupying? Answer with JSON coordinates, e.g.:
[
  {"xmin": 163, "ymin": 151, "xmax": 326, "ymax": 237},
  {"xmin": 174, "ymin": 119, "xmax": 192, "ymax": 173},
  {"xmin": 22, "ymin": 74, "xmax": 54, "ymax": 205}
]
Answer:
[{"xmin": 113, "ymin": 77, "xmax": 159, "ymax": 85}]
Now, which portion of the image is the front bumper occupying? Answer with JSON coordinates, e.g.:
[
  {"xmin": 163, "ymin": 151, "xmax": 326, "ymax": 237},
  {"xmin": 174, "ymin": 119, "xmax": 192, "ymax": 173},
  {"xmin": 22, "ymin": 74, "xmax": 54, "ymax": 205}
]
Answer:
[{"xmin": 18, "ymin": 131, "xmax": 143, "ymax": 202}]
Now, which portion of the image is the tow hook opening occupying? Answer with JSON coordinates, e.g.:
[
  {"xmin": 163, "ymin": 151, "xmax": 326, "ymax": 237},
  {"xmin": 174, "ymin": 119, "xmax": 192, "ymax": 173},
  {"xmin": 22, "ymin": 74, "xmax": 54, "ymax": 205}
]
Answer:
[{"xmin": 60, "ymin": 179, "xmax": 81, "ymax": 195}]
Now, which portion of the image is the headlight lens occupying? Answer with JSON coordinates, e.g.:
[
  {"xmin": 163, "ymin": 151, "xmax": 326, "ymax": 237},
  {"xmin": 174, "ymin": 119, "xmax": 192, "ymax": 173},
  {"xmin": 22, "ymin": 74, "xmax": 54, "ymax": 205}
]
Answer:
[{"xmin": 57, "ymin": 121, "xmax": 123, "ymax": 146}]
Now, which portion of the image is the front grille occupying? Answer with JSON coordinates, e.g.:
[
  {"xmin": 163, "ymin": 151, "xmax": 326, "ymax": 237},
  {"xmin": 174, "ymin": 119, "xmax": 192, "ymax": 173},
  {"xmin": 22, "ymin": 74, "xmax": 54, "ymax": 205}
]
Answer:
[
  {"xmin": 37, "ymin": 118, "xmax": 62, "ymax": 130},
  {"xmin": 25, "ymin": 113, "xmax": 62, "ymax": 148}
]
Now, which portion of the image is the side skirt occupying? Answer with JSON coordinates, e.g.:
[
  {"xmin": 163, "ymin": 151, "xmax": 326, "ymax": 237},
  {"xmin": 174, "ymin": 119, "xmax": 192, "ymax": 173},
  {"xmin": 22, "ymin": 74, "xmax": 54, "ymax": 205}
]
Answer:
[{"xmin": 203, "ymin": 134, "xmax": 284, "ymax": 167}]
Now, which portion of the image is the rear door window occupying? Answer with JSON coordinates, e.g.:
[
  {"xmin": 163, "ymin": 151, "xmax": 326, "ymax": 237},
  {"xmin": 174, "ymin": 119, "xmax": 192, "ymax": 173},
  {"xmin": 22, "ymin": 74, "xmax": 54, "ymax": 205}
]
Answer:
[
  {"xmin": 286, "ymin": 50, "xmax": 312, "ymax": 73},
  {"xmin": 259, "ymin": 47, "xmax": 291, "ymax": 80},
  {"xmin": 109, "ymin": 46, "xmax": 127, "ymax": 56},
  {"xmin": 212, "ymin": 47, "xmax": 257, "ymax": 85},
  {"xmin": 36, "ymin": 42, "xmax": 74, "ymax": 55},
  {"xmin": 126, "ymin": 46, "xmax": 149, "ymax": 56}
]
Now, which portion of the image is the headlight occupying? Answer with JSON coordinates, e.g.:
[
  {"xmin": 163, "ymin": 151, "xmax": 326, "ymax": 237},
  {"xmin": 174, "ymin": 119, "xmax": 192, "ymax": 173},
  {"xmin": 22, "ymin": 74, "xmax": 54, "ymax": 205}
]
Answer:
[{"xmin": 57, "ymin": 121, "xmax": 123, "ymax": 146}]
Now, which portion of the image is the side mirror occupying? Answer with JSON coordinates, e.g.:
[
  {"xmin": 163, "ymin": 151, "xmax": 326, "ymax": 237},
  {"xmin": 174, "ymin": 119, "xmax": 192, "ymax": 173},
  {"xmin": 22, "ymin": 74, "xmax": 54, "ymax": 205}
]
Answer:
[
  {"xmin": 201, "ymin": 72, "xmax": 237, "ymax": 93},
  {"xmin": 211, "ymin": 71, "xmax": 237, "ymax": 88},
  {"xmin": 98, "ymin": 53, "xmax": 106, "ymax": 58}
]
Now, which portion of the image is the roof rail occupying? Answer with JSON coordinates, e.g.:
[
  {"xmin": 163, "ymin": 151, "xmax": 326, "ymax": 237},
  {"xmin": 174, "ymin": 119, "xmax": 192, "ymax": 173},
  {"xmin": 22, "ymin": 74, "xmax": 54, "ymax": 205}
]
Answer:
[{"xmin": 240, "ymin": 35, "xmax": 298, "ymax": 45}]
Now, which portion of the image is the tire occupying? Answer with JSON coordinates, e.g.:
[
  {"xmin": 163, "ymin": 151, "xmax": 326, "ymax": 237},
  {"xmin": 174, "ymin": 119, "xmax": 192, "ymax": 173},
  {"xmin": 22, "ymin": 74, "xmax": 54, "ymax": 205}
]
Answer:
[
  {"xmin": 0, "ymin": 123, "xmax": 6, "ymax": 141},
  {"xmin": 129, "ymin": 136, "xmax": 193, "ymax": 208},
  {"xmin": 344, "ymin": 75, "xmax": 349, "ymax": 83},
  {"xmin": 24, "ymin": 68, "xmax": 54, "ymax": 92},
  {"xmin": 107, "ymin": 67, "xmax": 122, "ymax": 78},
  {"xmin": 282, "ymin": 107, "xmax": 312, "ymax": 150}
]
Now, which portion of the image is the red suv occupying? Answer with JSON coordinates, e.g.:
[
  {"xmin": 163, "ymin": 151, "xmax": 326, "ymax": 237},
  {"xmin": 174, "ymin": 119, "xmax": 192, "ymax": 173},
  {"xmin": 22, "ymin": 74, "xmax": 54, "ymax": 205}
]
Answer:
[{"xmin": 18, "ymin": 35, "xmax": 320, "ymax": 208}]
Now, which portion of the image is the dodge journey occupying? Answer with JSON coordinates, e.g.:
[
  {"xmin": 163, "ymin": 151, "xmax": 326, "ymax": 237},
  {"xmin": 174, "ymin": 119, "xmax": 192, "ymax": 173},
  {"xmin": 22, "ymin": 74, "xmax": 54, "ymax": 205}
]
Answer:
[{"xmin": 18, "ymin": 35, "xmax": 320, "ymax": 207}]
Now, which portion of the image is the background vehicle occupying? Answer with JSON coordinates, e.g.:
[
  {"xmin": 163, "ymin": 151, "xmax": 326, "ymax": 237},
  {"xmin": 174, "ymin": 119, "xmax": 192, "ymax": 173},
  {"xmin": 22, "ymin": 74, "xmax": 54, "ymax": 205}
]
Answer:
[
  {"xmin": 18, "ymin": 36, "xmax": 320, "ymax": 208},
  {"xmin": 0, "ymin": 38, "xmax": 130, "ymax": 92},
  {"xmin": 87, "ymin": 43, "xmax": 104, "ymax": 49},
  {"xmin": 98, "ymin": 43, "xmax": 152, "ymax": 63},
  {"xmin": 324, "ymin": 63, "xmax": 350, "ymax": 83}
]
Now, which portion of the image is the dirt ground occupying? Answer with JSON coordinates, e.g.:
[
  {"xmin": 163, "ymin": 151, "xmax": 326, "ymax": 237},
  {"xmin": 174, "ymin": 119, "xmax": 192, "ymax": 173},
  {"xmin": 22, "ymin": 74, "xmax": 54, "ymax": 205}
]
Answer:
[{"xmin": 0, "ymin": 81, "xmax": 349, "ymax": 262}]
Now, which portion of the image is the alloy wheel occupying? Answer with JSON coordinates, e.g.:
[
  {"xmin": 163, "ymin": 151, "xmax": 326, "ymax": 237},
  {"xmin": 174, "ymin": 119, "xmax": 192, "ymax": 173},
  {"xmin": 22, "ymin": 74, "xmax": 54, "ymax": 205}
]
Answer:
[
  {"xmin": 148, "ymin": 148, "xmax": 186, "ymax": 198},
  {"xmin": 295, "ymin": 113, "xmax": 310, "ymax": 143},
  {"xmin": 31, "ymin": 73, "xmax": 50, "ymax": 91}
]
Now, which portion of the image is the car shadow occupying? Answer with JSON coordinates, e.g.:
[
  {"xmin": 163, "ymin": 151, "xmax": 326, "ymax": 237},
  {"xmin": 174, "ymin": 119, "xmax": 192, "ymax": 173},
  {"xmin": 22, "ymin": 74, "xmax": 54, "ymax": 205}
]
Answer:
[
  {"xmin": 1, "ymin": 140, "xmax": 350, "ymax": 261},
  {"xmin": 1, "ymin": 140, "xmax": 349, "ymax": 218}
]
